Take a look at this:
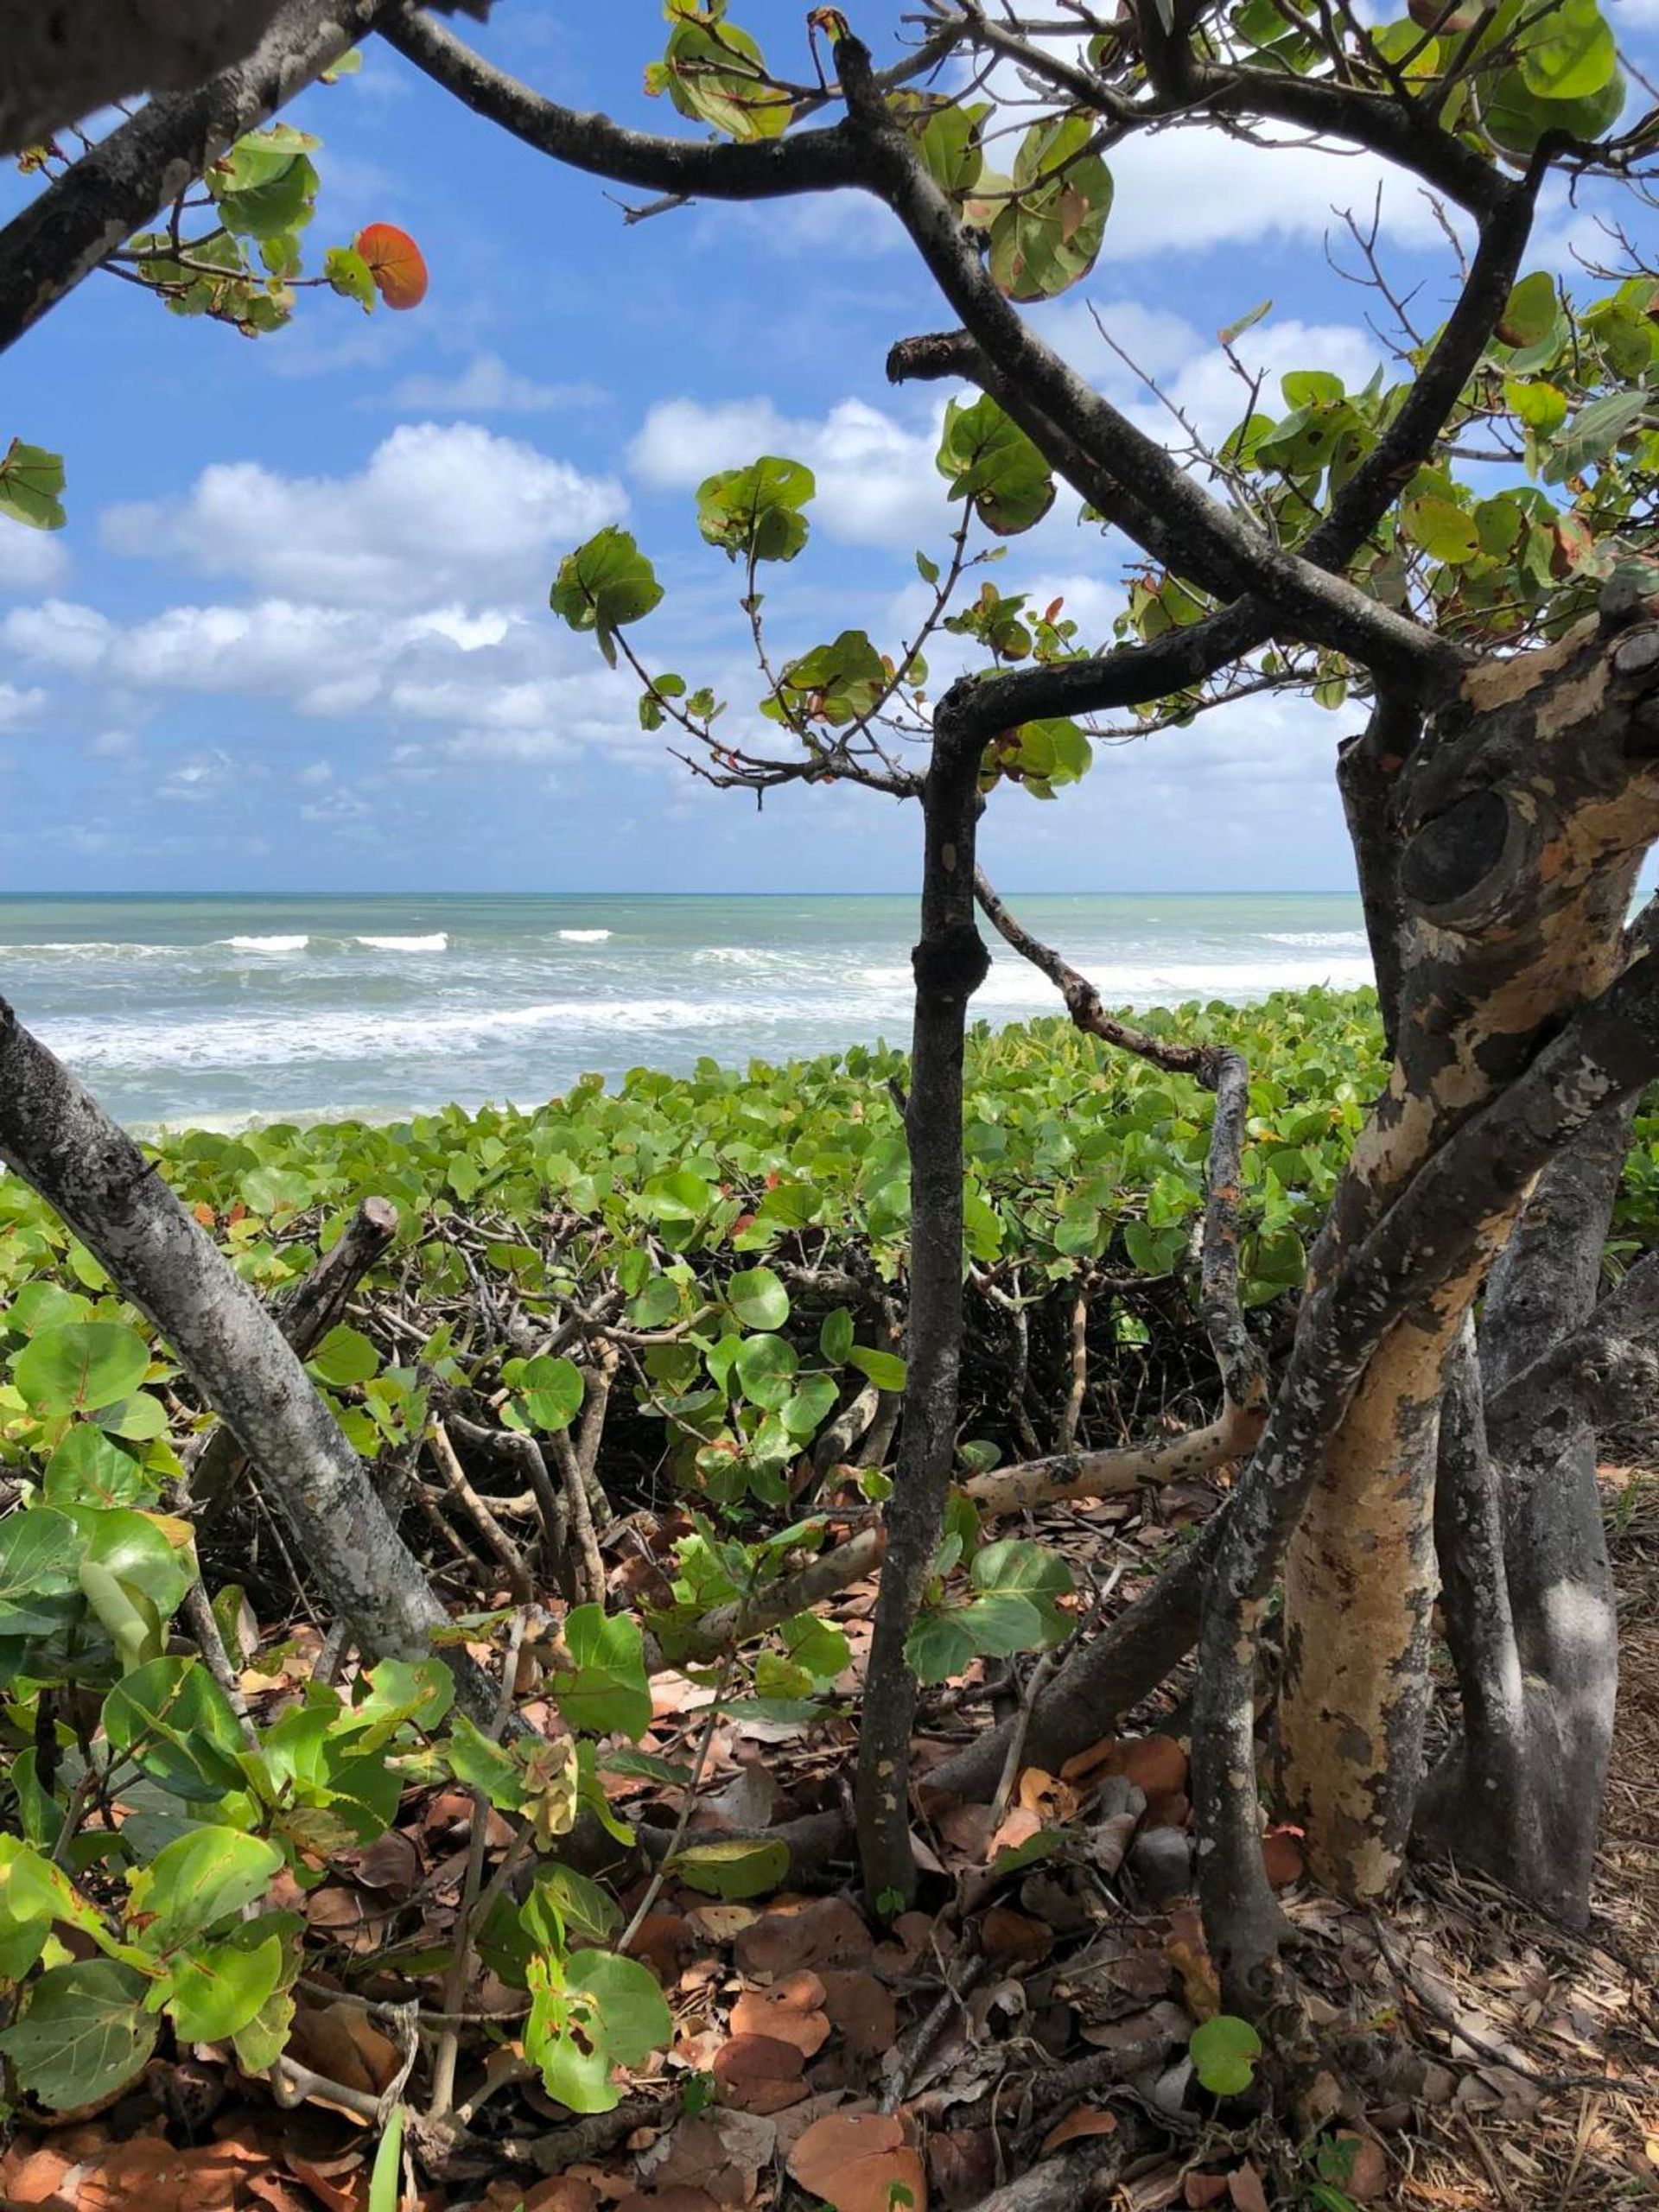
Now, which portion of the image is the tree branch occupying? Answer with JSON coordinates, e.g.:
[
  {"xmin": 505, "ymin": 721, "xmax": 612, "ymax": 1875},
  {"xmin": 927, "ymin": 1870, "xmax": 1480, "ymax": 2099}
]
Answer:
[
  {"xmin": 0, "ymin": 0, "xmax": 380, "ymax": 357},
  {"xmin": 380, "ymin": 3, "xmax": 871, "ymax": 201},
  {"xmin": 840, "ymin": 39, "xmax": 1462, "ymax": 695}
]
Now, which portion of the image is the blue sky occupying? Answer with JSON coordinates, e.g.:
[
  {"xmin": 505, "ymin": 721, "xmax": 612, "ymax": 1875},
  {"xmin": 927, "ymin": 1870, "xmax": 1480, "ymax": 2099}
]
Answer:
[{"xmin": 2, "ymin": 2, "xmax": 1656, "ymax": 897}]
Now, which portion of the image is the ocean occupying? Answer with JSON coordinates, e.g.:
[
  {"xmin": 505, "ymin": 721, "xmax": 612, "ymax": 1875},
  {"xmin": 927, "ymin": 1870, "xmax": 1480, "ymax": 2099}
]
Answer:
[{"xmin": 0, "ymin": 893, "xmax": 1372, "ymax": 1130}]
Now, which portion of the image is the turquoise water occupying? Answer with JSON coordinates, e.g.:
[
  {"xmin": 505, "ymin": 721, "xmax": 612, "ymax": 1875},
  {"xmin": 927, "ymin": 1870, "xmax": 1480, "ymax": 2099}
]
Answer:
[{"xmin": 0, "ymin": 893, "xmax": 1370, "ymax": 1128}]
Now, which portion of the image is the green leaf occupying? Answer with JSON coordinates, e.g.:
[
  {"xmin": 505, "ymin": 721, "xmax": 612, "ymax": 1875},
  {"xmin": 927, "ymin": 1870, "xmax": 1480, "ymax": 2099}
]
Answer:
[
  {"xmin": 984, "ymin": 114, "xmax": 1114, "ymax": 302},
  {"xmin": 446, "ymin": 1711, "xmax": 525, "ymax": 1806},
  {"xmin": 550, "ymin": 527, "xmax": 663, "ymax": 666},
  {"xmin": 727, "ymin": 1265, "xmax": 790, "ymax": 1331},
  {"xmin": 1542, "ymin": 387, "xmax": 1650, "ymax": 484},
  {"xmin": 972, "ymin": 1537, "xmax": 1074, "ymax": 1604},
  {"xmin": 308, "ymin": 1323, "xmax": 380, "ymax": 1387},
  {"xmin": 1496, "ymin": 270, "xmax": 1560, "ymax": 351},
  {"xmin": 848, "ymin": 1344, "xmax": 906, "ymax": 1392},
  {"xmin": 767, "ymin": 629, "xmax": 887, "ymax": 728},
  {"xmin": 0, "ymin": 438, "xmax": 67, "ymax": 531},
  {"xmin": 325, "ymin": 244, "xmax": 377, "ymax": 311},
  {"xmin": 734, "ymin": 1331, "xmax": 798, "ymax": 1410},
  {"xmin": 14, "ymin": 1320, "xmax": 149, "ymax": 1417},
  {"xmin": 0, "ymin": 1506, "xmax": 81, "ymax": 1637},
  {"xmin": 1518, "ymin": 0, "xmax": 1618, "ymax": 100},
  {"xmin": 957, "ymin": 1591, "xmax": 1050, "ymax": 1657},
  {"xmin": 639, "ymin": 1168, "xmax": 713, "ymax": 1222},
  {"xmin": 102, "ymin": 1657, "xmax": 251, "ymax": 1802},
  {"xmin": 820, "ymin": 1307, "xmax": 855, "ymax": 1363},
  {"xmin": 166, "ymin": 1917, "xmax": 291, "ymax": 2042},
  {"xmin": 1402, "ymin": 493, "xmax": 1480, "ymax": 565},
  {"xmin": 696, "ymin": 456, "xmax": 816, "ymax": 565},
  {"xmin": 906, "ymin": 1606, "xmax": 980, "ymax": 1685},
  {"xmin": 0, "ymin": 1961, "xmax": 158, "ymax": 2111},
  {"xmin": 674, "ymin": 1834, "xmax": 791, "ymax": 1898},
  {"xmin": 526, "ymin": 1947, "xmax": 672, "ymax": 2113},
  {"xmin": 554, "ymin": 1605, "xmax": 652, "ymax": 1739},
  {"xmin": 370, "ymin": 2104, "xmax": 406, "ymax": 2212},
  {"xmin": 1189, "ymin": 2012, "xmax": 1262, "ymax": 2095},
  {"xmin": 518, "ymin": 1352, "xmax": 585, "ymax": 1430},
  {"xmin": 658, "ymin": 8, "xmax": 789, "ymax": 140},
  {"xmin": 937, "ymin": 395, "xmax": 1056, "ymax": 535},
  {"xmin": 520, "ymin": 1864, "xmax": 622, "ymax": 1948},
  {"xmin": 128, "ymin": 1827, "xmax": 283, "ymax": 1953}
]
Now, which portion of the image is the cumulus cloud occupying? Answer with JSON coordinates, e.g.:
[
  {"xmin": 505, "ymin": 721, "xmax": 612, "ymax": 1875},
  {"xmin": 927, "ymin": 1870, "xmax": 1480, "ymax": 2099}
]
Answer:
[
  {"xmin": 630, "ymin": 393, "xmax": 958, "ymax": 548},
  {"xmin": 0, "ymin": 680, "xmax": 46, "ymax": 729},
  {"xmin": 99, "ymin": 423, "xmax": 626, "ymax": 608},
  {"xmin": 0, "ymin": 524, "xmax": 70, "ymax": 594},
  {"xmin": 385, "ymin": 353, "xmax": 607, "ymax": 416},
  {"xmin": 1, "ymin": 598, "xmax": 111, "ymax": 671}
]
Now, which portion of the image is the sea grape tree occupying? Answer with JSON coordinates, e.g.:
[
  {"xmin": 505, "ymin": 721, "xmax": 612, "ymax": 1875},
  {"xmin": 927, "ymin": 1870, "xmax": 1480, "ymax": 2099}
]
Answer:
[{"xmin": 2, "ymin": 0, "xmax": 1659, "ymax": 2022}]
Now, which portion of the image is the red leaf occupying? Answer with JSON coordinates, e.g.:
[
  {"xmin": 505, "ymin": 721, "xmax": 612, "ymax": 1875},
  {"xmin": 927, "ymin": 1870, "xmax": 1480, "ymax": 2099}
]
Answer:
[
  {"xmin": 353, "ymin": 223, "xmax": 428, "ymax": 309},
  {"xmin": 789, "ymin": 2113, "xmax": 928, "ymax": 2212}
]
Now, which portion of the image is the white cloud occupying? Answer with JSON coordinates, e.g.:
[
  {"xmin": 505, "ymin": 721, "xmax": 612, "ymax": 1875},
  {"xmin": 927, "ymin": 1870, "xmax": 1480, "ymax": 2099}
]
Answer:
[
  {"xmin": 88, "ymin": 728, "xmax": 137, "ymax": 757},
  {"xmin": 2, "ymin": 598, "xmax": 111, "ymax": 671},
  {"xmin": 385, "ymin": 353, "xmax": 607, "ymax": 415},
  {"xmin": 0, "ymin": 525, "xmax": 70, "ymax": 594},
  {"xmin": 0, "ymin": 680, "xmax": 46, "ymax": 728},
  {"xmin": 1100, "ymin": 125, "xmax": 1462, "ymax": 262},
  {"xmin": 299, "ymin": 760, "xmax": 334, "ymax": 785},
  {"xmin": 99, "ymin": 423, "xmax": 626, "ymax": 608},
  {"xmin": 161, "ymin": 749, "xmax": 237, "ymax": 803},
  {"xmin": 630, "ymin": 395, "xmax": 949, "ymax": 547}
]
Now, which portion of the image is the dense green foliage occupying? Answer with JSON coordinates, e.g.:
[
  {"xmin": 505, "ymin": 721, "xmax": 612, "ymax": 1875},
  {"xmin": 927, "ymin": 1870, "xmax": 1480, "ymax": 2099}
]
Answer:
[{"xmin": 2, "ymin": 992, "xmax": 1656, "ymax": 2114}]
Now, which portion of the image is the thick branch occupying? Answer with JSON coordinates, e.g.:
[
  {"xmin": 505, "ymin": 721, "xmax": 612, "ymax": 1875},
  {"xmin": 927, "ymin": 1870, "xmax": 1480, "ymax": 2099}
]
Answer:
[
  {"xmin": 1485, "ymin": 1247, "xmax": 1659, "ymax": 1446},
  {"xmin": 194, "ymin": 1194, "xmax": 398, "ymax": 1519},
  {"xmin": 964, "ymin": 1402, "xmax": 1260, "ymax": 1516},
  {"xmin": 0, "ymin": 994, "xmax": 499, "ymax": 1724},
  {"xmin": 842, "ymin": 41, "xmax": 1460, "ymax": 695},
  {"xmin": 0, "ymin": 0, "xmax": 378, "ymax": 356},
  {"xmin": 854, "ymin": 714, "xmax": 990, "ymax": 1906},
  {"xmin": 380, "ymin": 4, "xmax": 868, "ymax": 200}
]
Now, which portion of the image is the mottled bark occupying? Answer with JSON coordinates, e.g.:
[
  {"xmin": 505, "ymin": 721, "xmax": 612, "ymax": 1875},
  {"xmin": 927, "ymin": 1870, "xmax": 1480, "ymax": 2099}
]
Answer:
[
  {"xmin": 194, "ymin": 1192, "xmax": 398, "ymax": 1521},
  {"xmin": 854, "ymin": 709, "xmax": 988, "ymax": 1907},
  {"xmin": 1278, "ymin": 601, "xmax": 1659, "ymax": 1907},
  {"xmin": 0, "ymin": 996, "xmax": 499, "ymax": 1722},
  {"xmin": 1419, "ymin": 1105, "xmax": 1634, "ymax": 1921}
]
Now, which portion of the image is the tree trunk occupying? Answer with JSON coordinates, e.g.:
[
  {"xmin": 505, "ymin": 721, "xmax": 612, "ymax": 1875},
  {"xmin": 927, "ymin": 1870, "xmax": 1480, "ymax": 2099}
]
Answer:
[
  {"xmin": 1417, "ymin": 1105, "xmax": 1633, "ymax": 1920},
  {"xmin": 1277, "ymin": 601, "xmax": 1659, "ymax": 1904},
  {"xmin": 0, "ymin": 995, "xmax": 499, "ymax": 1721},
  {"xmin": 855, "ymin": 714, "xmax": 988, "ymax": 1907}
]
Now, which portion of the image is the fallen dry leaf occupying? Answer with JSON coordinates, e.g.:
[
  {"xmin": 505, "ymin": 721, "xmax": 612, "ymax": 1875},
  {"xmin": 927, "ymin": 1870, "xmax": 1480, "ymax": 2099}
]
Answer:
[
  {"xmin": 712, "ymin": 2033, "xmax": 808, "ymax": 2115},
  {"xmin": 926, "ymin": 2126, "xmax": 997, "ymax": 2209},
  {"xmin": 789, "ymin": 2113, "xmax": 928, "ymax": 2212},
  {"xmin": 286, "ymin": 2002, "xmax": 402, "ymax": 2103},
  {"xmin": 981, "ymin": 1906, "xmax": 1052, "ymax": 1967},
  {"xmin": 1183, "ymin": 2174, "xmax": 1230, "ymax": 2209},
  {"xmin": 1039, "ymin": 2107, "xmax": 1119, "ymax": 2155},
  {"xmin": 734, "ymin": 1897, "xmax": 872, "ymax": 1980},
  {"xmin": 1261, "ymin": 1827, "xmax": 1306, "ymax": 1889},
  {"xmin": 1324, "ymin": 2133, "xmax": 1388, "ymax": 2202},
  {"xmin": 818, "ymin": 1969, "xmax": 897, "ymax": 2062},
  {"xmin": 1227, "ymin": 2165, "xmax": 1270, "ymax": 2212},
  {"xmin": 730, "ymin": 1972, "xmax": 830, "ymax": 2057},
  {"xmin": 614, "ymin": 2194, "xmax": 721, "ymax": 2212}
]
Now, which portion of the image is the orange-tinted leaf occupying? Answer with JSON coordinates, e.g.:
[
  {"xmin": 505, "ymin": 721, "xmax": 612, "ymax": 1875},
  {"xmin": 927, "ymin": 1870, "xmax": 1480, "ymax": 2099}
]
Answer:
[
  {"xmin": 1227, "ymin": 2166, "xmax": 1270, "ymax": 2212},
  {"xmin": 1262, "ymin": 1827, "xmax": 1305, "ymax": 1890},
  {"xmin": 819, "ymin": 1968, "xmax": 897, "ymax": 2061},
  {"xmin": 789, "ymin": 2113, "xmax": 928, "ymax": 2212},
  {"xmin": 712, "ymin": 2033, "xmax": 807, "ymax": 2114},
  {"xmin": 353, "ymin": 223, "xmax": 428, "ymax": 309},
  {"xmin": 730, "ymin": 1972, "xmax": 830, "ymax": 2056},
  {"xmin": 1040, "ymin": 2107, "xmax": 1119, "ymax": 2154}
]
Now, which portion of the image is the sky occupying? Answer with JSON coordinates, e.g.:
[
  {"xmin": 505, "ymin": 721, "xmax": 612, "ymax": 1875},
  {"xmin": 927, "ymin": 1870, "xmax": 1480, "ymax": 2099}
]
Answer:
[{"xmin": 2, "ymin": 2, "xmax": 1656, "ymax": 898}]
